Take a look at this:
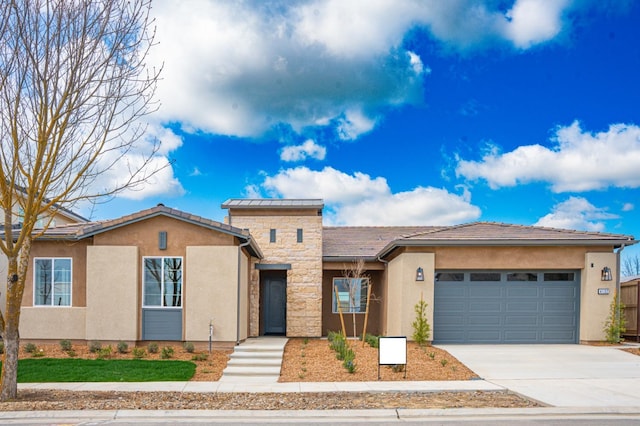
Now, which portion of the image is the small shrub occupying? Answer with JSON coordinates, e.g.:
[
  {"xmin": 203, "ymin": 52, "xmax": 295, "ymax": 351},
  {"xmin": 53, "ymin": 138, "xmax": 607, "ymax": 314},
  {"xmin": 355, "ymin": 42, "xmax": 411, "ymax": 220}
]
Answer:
[
  {"xmin": 147, "ymin": 342, "xmax": 159, "ymax": 354},
  {"xmin": 89, "ymin": 341, "xmax": 102, "ymax": 353},
  {"xmin": 117, "ymin": 341, "xmax": 129, "ymax": 354},
  {"xmin": 32, "ymin": 348, "xmax": 45, "ymax": 358},
  {"xmin": 59, "ymin": 340, "xmax": 72, "ymax": 352},
  {"xmin": 24, "ymin": 343, "xmax": 37, "ymax": 354},
  {"xmin": 183, "ymin": 342, "xmax": 195, "ymax": 353},
  {"xmin": 132, "ymin": 347, "xmax": 146, "ymax": 359},
  {"xmin": 97, "ymin": 346, "xmax": 112, "ymax": 360},
  {"xmin": 412, "ymin": 296, "xmax": 431, "ymax": 346},
  {"xmin": 343, "ymin": 359, "xmax": 357, "ymax": 373},
  {"xmin": 161, "ymin": 346, "xmax": 174, "ymax": 359},
  {"xmin": 66, "ymin": 349, "xmax": 77, "ymax": 358},
  {"xmin": 391, "ymin": 364, "xmax": 405, "ymax": 373},
  {"xmin": 440, "ymin": 358, "xmax": 448, "ymax": 367},
  {"xmin": 428, "ymin": 351, "xmax": 436, "ymax": 360},
  {"xmin": 604, "ymin": 291, "xmax": 626, "ymax": 344},
  {"xmin": 364, "ymin": 334, "xmax": 379, "ymax": 348},
  {"xmin": 192, "ymin": 353, "xmax": 208, "ymax": 361}
]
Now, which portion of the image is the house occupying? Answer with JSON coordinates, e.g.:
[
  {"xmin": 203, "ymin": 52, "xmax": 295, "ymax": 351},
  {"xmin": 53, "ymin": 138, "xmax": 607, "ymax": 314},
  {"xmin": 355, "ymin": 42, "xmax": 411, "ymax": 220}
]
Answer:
[{"xmin": 0, "ymin": 199, "xmax": 635, "ymax": 347}]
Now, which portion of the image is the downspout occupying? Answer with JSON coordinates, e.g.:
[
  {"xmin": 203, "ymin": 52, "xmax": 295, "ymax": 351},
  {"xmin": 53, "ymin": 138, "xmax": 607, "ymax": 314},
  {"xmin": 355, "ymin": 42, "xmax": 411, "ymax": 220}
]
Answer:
[
  {"xmin": 377, "ymin": 255, "xmax": 389, "ymax": 336},
  {"xmin": 236, "ymin": 238, "xmax": 251, "ymax": 346}
]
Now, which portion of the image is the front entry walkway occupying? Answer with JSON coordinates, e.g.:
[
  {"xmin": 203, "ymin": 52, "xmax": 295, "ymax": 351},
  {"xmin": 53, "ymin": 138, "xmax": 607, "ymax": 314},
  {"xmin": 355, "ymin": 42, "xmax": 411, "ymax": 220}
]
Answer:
[
  {"xmin": 439, "ymin": 343, "xmax": 640, "ymax": 407},
  {"xmin": 219, "ymin": 337, "xmax": 288, "ymax": 383}
]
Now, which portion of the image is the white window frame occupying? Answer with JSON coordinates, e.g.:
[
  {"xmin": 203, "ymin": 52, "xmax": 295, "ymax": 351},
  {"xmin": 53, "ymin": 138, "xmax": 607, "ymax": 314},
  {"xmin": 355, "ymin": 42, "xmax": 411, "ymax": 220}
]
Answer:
[
  {"xmin": 33, "ymin": 257, "xmax": 72, "ymax": 307},
  {"xmin": 142, "ymin": 256, "xmax": 184, "ymax": 308},
  {"xmin": 332, "ymin": 277, "xmax": 369, "ymax": 314}
]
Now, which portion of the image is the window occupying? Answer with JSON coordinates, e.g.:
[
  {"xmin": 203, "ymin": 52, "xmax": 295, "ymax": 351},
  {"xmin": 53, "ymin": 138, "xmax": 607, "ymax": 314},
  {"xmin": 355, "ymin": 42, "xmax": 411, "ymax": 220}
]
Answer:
[
  {"xmin": 143, "ymin": 257, "xmax": 183, "ymax": 307},
  {"xmin": 269, "ymin": 229, "xmax": 276, "ymax": 243},
  {"xmin": 34, "ymin": 258, "xmax": 71, "ymax": 306},
  {"xmin": 297, "ymin": 228, "xmax": 303, "ymax": 243},
  {"xmin": 332, "ymin": 277, "xmax": 369, "ymax": 313},
  {"xmin": 435, "ymin": 272, "xmax": 464, "ymax": 282},
  {"xmin": 470, "ymin": 272, "xmax": 501, "ymax": 281},
  {"xmin": 544, "ymin": 272, "xmax": 575, "ymax": 281},
  {"xmin": 507, "ymin": 272, "xmax": 538, "ymax": 281}
]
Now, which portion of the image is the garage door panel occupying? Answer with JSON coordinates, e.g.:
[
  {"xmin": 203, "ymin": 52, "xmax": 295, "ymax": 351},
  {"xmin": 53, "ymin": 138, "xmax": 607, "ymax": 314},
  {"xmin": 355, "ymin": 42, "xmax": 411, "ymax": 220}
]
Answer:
[
  {"xmin": 504, "ymin": 330, "xmax": 538, "ymax": 342},
  {"xmin": 505, "ymin": 315, "xmax": 539, "ymax": 325},
  {"xmin": 506, "ymin": 301, "xmax": 539, "ymax": 312},
  {"xmin": 542, "ymin": 315, "xmax": 576, "ymax": 325},
  {"xmin": 469, "ymin": 287, "xmax": 502, "ymax": 297},
  {"xmin": 543, "ymin": 287, "xmax": 577, "ymax": 297},
  {"xmin": 469, "ymin": 301, "xmax": 501, "ymax": 312},
  {"xmin": 434, "ymin": 270, "xmax": 579, "ymax": 344},
  {"xmin": 468, "ymin": 315, "xmax": 502, "ymax": 325},
  {"xmin": 507, "ymin": 287, "xmax": 539, "ymax": 297},
  {"xmin": 543, "ymin": 301, "xmax": 576, "ymax": 311}
]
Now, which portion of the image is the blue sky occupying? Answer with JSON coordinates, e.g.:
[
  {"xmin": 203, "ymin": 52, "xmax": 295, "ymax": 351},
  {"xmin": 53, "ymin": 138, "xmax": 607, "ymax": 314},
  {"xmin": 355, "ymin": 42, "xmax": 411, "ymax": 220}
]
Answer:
[{"xmin": 87, "ymin": 0, "xmax": 639, "ymax": 263}]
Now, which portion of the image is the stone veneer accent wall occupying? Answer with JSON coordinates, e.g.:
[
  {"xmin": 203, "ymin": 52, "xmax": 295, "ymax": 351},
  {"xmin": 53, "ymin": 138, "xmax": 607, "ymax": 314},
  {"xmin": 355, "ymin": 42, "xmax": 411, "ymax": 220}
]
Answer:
[{"xmin": 228, "ymin": 211, "xmax": 323, "ymax": 337}]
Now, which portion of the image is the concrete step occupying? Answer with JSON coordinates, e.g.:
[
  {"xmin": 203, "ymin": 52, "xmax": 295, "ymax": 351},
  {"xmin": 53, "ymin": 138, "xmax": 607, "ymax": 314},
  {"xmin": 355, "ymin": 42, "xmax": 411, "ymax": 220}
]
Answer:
[
  {"xmin": 219, "ymin": 337, "xmax": 288, "ymax": 383},
  {"xmin": 226, "ymin": 357, "xmax": 282, "ymax": 367},
  {"xmin": 229, "ymin": 350, "xmax": 283, "ymax": 359},
  {"xmin": 222, "ymin": 366, "xmax": 282, "ymax": 377}
]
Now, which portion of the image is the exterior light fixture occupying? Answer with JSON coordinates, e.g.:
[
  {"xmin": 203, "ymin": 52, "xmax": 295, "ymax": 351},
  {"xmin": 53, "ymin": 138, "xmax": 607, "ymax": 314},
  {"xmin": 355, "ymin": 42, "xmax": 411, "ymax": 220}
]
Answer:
[
  {"xmin": 416, "ymin": 267, "xmax": 424, "ymax": 281},
  {"xmin": 601, "ymin": 266, "xmax": 612, "ymax": 281}
]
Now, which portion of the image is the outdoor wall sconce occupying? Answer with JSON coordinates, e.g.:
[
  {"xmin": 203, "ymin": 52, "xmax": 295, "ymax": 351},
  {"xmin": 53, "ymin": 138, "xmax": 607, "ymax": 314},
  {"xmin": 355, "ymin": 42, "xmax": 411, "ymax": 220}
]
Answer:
[
  {"xmin": 601, "ymin": 266, "xmax": 612, "ymax": 281},
  {"xmin": 416, "ymin": 267, "xmax": 424, "ymax": 281}
]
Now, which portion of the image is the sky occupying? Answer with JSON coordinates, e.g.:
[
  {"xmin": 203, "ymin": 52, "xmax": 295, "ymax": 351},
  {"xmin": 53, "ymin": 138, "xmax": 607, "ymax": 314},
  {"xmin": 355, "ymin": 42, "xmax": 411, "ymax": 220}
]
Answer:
[{"xmin": 85, "ymin": 0, "xmax": 640, "ymax": 263}]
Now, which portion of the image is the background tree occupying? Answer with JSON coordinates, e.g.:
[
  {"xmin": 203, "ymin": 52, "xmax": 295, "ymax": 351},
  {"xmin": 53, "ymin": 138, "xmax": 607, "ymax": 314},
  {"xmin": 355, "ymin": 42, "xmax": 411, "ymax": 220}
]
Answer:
[
  {"xmin": 0, "ymin": 0, "xmax": 161, "ymax": 400},
  {"xmin": 622, "ymin": 254, "xmax": 640, "ymax": 278}
]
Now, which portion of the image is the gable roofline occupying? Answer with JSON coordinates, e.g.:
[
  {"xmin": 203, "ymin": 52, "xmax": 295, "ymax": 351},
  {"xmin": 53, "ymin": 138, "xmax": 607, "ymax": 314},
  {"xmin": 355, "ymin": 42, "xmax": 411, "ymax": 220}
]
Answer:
[
  {"xmin": 36, "ymin": 204, "xmax": 263, "ymax": 259},
  {"xmin": 374, "ymin": 221, "xmax": 636, "ymax": 259},
  {"xmin": 11, "ymin": 183, "xmax": 88, "ymax": 223}
]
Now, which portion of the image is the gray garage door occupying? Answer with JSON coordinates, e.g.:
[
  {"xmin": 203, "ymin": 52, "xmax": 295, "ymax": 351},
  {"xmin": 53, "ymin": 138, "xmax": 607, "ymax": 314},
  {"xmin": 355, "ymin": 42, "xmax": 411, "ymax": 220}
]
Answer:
[{"xmin": 433, "ymin": 271, "xmax": 579, "ymax": 344}]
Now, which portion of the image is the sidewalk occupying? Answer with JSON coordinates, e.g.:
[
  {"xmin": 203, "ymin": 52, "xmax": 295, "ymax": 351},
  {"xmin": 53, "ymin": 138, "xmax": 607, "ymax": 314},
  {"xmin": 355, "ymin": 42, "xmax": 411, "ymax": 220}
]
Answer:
[{"xmin": 19, "ymin": 379, "xmax": 500, "ymax": 393}]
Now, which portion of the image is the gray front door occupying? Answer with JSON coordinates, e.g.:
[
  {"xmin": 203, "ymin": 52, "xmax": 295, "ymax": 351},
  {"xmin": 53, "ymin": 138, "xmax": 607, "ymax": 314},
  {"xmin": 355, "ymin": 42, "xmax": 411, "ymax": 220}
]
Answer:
[
  {"xmin": 263, "ymin": 278, "xmax": 287, "ymax": 335},
  {"xmin": 434, "ymin": 270, "xmax": 579, "ymax": 344}
]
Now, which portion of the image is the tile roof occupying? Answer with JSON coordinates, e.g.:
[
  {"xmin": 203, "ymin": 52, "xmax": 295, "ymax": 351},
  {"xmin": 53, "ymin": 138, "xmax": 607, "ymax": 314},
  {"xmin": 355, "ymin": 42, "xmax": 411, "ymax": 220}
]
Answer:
[
  {"xmin": 322, "ymin": 226, "xmax": 443, "ymax": 259},
  {"xmin": 324, "ymin": 222, "xmax": 636, "ymax": 259},
  {"xmin": 32, "ymin": 204, "xmax": 263, "ymax": 258}
]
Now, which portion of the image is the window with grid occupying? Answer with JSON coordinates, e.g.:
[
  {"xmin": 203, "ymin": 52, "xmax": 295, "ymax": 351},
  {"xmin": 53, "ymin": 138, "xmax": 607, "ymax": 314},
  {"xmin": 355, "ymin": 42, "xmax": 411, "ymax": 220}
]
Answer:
[
  {"xmin": 332, "ymin": 277, "xmax": 369, "ymax": 313},
  {"xmin": 143, "ymin": 257, "xmax": 183, "ymax": 307},
  {"xmin": 34, "ymin": 258, "xmax": 71, "ymax": 306}
]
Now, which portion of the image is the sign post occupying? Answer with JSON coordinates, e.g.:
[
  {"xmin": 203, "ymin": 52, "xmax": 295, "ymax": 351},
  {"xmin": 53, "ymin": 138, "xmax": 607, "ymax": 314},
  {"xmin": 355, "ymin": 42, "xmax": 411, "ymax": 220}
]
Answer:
[{"xmin": 378, "ymin": 336, "xmax": 407, "ymax": 380}]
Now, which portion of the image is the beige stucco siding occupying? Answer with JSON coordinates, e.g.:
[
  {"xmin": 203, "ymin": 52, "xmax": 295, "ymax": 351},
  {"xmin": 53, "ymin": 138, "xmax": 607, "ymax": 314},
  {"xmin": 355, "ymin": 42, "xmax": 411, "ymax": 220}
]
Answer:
[
  {"xmin": 86, "ymin": 246, "xmax": 138, "ymax": 341},
  {"xmin": 19, "ymin": 307, "xmax": 86, "ymax": 339},
  {"xmin": 432, "ymin": 246, "xmax": 592, "ymax": 269},
  {"xmin": 581, "ymin": 252, "xmax": 618, "ymax": 341},
  {"xmin": 185, "ymin": 246, "xmax": 242, "ymax": 342},
  {"xmin": 386, "ymin": 252, "xmax": 435, "ymax": 338}
]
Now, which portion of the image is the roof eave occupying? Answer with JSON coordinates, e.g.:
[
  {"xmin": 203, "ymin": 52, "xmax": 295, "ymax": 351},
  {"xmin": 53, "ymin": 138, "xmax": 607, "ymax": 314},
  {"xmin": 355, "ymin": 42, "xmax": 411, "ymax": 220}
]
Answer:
[{"xmin": 376, "ymin": 238, "xmax": 637, "ymax": 259}]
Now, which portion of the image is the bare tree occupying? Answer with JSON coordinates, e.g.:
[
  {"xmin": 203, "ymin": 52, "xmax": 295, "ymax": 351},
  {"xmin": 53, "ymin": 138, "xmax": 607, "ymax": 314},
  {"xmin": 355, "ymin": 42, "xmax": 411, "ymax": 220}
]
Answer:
[
  {"xmin": 622, "ymin": 254, "xmax": 640, "ymax": 278},
  {"xmin": 339, "ymin": 259, "xmax": 370, "ymax": 339},
  {"xmin": 0, "ymin": 0, "xmax": 161, "ymax": 400}
]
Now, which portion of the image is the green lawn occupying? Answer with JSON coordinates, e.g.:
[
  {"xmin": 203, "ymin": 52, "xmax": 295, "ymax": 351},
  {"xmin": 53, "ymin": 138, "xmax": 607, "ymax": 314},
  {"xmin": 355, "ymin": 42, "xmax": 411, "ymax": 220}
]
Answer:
[{"xmin": 12, "ymin": 358, "xmax": 196, "ymax": 382}]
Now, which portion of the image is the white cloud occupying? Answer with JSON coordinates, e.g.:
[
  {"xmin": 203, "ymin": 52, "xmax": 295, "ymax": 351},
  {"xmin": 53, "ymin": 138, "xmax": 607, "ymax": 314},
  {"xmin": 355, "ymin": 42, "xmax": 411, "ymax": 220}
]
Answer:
[
  {"xmin": 147, "ymin": 0, "xmax": 596, "ymax": 140},
  {"xmin": 622, "ymin": 203, "xmax": 634, "ymax": 212},
  {"xmin": 280, "ymin": 139, "xmax": 327, "ymax": 162},
  {"xmin": 456, "ymin": 121, "xmax": 640, "ymax": 192},
  {"xmin": 258, "ymin": 166, "xmax": 480, "ymax": 225},
  {"xmin": 503, "ymin": 0, "xmax": 571, "ymax": 49},
  {"xmin": 534, "ymin": 197, "xmax": 619, "ymax": 232},
  {"xmin": 95, "ymin": 123, "xmax": 185, "ymax": 200}
]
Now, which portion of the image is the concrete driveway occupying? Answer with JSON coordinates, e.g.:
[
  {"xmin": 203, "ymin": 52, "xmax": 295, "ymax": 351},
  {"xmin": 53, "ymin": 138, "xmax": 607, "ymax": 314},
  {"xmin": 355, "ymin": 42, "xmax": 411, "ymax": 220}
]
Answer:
[{"xmin": 438, "ymin": 344, "xmax": 640, "ymax": 407}]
